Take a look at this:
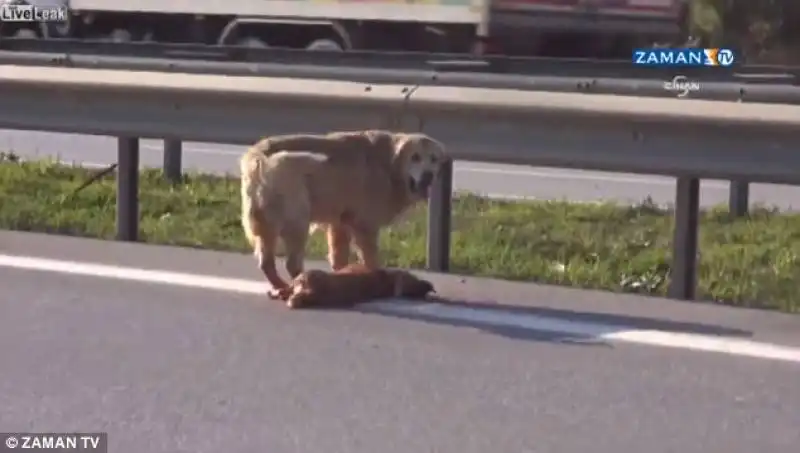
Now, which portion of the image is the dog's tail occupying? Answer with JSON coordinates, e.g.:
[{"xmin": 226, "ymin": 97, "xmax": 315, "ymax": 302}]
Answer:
[{"xmin": 240, "ymin": 149, "xmax": 327, "ymax": 185}]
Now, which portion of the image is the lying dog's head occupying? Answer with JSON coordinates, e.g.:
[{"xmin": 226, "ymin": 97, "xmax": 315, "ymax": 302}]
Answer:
[
  {"xmin": 388, "ymin": 269, "xmax": 436, "ymax": 298},
  {"xmin": 283, "ymin": 269, "xmax": 328, "ymax": 309},
  {"xmin": 392, "ymin": 133, "xmax": 448, "ymax": 199}
]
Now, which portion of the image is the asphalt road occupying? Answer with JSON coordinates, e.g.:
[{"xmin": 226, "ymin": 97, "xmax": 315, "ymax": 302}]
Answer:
[
  {"xmin": 0, "ymin": 231, "xmax": 798, "ymax": 453},
  {"xmin": 4, "ymin": 129, "xmax": 800, "ymax": 208}
]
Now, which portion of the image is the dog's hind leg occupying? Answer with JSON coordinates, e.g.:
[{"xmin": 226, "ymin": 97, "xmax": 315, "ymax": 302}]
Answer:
[
  {"xmin": 241, "ymin": 201, "xmax": 287, "ymax": 294},
  {"xmin": 326, "ymin": 224, "xmax": 352, "ymax": 271},
  {"xmin": 253, "ymin": 233, "xmax": 288, "ymax": 293}
]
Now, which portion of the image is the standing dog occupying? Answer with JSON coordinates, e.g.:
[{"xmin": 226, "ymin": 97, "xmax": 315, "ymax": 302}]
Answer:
[
  {"xmin": 239, "ymin": 129, "xmax": 448, "ymax": 294},
  {"xmin": 271, "ymin": 263, "xmax": 436, "ymax": 309}
]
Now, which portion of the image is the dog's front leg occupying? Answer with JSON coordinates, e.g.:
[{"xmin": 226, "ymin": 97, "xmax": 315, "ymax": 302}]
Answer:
[
  {"xmin": 352, "ymin": 226, "xmax": 381, "ymax": 270},
  {"xmin": 326, "ymin": 224, "xmax": 352, "ymax": 271}
]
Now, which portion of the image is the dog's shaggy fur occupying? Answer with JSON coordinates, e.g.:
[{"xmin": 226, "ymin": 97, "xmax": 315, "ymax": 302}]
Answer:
[
  {"xmin": 270, "ymin": 263, "xmax": 435, "ymax": 309},
  {"xmin": 239, "ymin": 129, "xmax": 448, "ymax": 294}
]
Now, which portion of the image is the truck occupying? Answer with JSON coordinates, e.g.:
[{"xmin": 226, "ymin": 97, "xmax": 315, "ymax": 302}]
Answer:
[{"xmin": 1, "ymin": 0, "xmax": 688, "ymax": 57}]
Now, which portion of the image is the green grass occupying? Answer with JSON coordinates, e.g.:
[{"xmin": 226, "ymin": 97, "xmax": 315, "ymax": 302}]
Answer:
[{"xmin": 2, "ymin": 155, "xmax": 799, "ymax": 313}]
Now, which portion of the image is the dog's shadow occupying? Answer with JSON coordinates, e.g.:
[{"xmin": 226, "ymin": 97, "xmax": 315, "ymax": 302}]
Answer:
[{"xmin": 355, "ymin": 297, "xmax": 753, "ymax": 349}]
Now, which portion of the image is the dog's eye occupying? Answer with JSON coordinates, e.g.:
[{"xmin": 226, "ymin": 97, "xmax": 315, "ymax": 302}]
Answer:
[{"xmin": 410, "ymin": 153, "xmax": 421, "ymax": 163}]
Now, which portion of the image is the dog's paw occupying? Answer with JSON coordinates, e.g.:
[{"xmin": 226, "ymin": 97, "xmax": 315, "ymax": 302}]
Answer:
[{"xmin": 268, "ymin": 287, "xmax": 291, "ymax": 300}]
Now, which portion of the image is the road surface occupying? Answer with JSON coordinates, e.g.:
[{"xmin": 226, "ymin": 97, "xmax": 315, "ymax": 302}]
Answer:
[
  {"xmin": 0, "ymin": 231, "xmax": 798, "ymax": 453},
  {"xmin": 3, "ymin": 129, "xmax": 800, "ymax": 208}
]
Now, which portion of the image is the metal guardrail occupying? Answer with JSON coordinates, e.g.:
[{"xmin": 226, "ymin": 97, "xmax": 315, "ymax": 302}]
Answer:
[
  {"xmin": 1, "ymin": 64, "xmax": 800, "ymax": 301},
  {"xmin": 3, "ymin": 51, "xmax": 800, "ymax": 104},
  {"xmin": 0, "ymin": 37, "xmax": 798, "ymax": 84}
]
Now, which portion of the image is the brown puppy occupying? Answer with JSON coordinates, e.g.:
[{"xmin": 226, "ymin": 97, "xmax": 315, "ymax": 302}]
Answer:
[
  {"xmin": 271, "ymin": 263, "xmax": 435, "ymax": 309},
  {"xmin": 240, "ymin": 129, "xmax": 448, "ymax": 294}
]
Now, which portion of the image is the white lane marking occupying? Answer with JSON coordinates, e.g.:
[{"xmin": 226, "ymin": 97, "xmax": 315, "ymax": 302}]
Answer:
[
  {"xmin": 2, "ymin": 137, "xmax": 734, "ymax": 191},
  {"xmin": 367, "ymin": 303, "xmax": 800, "ymax": 364},
  {"xmin": 457, "ymin": 166, "xmax": 728, "ymax": 191},
  {"xmin": 140, "ymin": 142, "xmax": 731, "ymax": 189},
  {"xmin": 0, "ymin": 254, "xmax": 798, "ymax": 364},
  {"xmin": 57, "ymin": 160, "xmax": 108, "ymax": 169},
  {"xmin": 0, "ymin": 254, "xmax": 265, "ymax": 294},
  {"xmin": 142, "ymin": 143, "xmax": 240, "ymax": 156}
]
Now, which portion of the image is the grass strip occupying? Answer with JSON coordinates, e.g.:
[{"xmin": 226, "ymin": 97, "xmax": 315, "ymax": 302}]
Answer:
[{"xmin": 1, "ymin": 157, "xmax": 799, "ymax": 313}]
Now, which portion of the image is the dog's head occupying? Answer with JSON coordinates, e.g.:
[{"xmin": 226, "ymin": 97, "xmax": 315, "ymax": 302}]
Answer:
[
  {"xmin": 391, "ymin": 133, "xmax": 448, "ymax": 199},
  {"xmin": 389, "ymin": 270, "xmax": 436, "ymax": 298},
  {"xmin": 284, "ymin": 270, "xmax": 329, "ymax": 309}
]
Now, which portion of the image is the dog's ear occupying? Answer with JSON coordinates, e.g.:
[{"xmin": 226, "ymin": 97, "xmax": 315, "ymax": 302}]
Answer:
[
  {"xmin": 390, "ymin": 133, "xmax": 413, "ymax": 168},
  {"xmin": 387, "ymin": 133, "xmax": 412, "ymax": 188}
]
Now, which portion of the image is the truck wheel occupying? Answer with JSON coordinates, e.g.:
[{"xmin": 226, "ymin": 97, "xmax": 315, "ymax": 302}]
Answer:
[
  {"xmin": 108, "ymin": 29, "xmax": 133, "ymax": 42},
  {"xmin": 235, "ymin": 37, "xmax": 268, "ymax": 48},
  {"xmin": 306, "ymin": 38, "xmax": 343, "ymax": 51},
  {"xmin": 13, "ymin": 28, "xmax": 39, "ymax": 39}
]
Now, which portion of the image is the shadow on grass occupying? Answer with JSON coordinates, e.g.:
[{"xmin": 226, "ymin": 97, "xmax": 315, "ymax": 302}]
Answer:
[{"xmin": 356, "ymin": 296, "xmax": 753, "ymax": 348}]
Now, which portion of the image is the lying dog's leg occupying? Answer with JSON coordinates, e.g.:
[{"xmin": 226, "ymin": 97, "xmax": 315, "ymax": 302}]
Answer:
[
  {"xmin": 268, "ymin": 286, "xmax": 294, "ymax": 301},
  {"xmin": 352, "ymin": 226, "xmax": 381, "ymax": 270},
  {"xmin": 326, "ymin": 223, "xmax": 352, "ymax": 271}
]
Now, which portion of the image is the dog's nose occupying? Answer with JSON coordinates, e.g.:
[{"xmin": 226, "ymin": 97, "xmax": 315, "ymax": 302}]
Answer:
[{"xmin": 419, "ymin": 171, "xmax": 434, "ymax": 188}]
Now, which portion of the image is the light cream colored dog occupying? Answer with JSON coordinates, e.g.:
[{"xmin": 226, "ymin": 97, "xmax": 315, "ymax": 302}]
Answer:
[{"xmin": 239, "ymin": 129, "xmax": 449, "ymax": 295}]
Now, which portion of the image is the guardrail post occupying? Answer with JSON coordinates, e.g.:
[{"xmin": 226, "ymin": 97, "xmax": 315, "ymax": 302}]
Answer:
[
  {"xmin": 668, "ymin": 177, "xmax": 700, "ymax": 300},
  {"xmin": 426, "ymin": 159, "xmax": 453, "ymax": 272},
  {"xmin": 117, "ymin": 137, "xmax": 139, "ymax": 242},
  {"xmin": 163, "ymin": 139, "xmax": 182, "ymax": 182},
  {"xmin": 728, "ymin": 180, "xmax": 749, "ymax": 217}
]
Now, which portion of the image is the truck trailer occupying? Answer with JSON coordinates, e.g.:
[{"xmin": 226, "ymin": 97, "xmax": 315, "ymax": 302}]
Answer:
[{"xmin": 1, "ymin": 0, "xmax": 687, "ymax": 57}]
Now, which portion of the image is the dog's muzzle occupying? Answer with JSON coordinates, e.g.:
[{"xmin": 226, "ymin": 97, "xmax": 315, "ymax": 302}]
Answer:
[{"xmin": 409, "ymin": 171, "xmax": 435, "ymax": 197}]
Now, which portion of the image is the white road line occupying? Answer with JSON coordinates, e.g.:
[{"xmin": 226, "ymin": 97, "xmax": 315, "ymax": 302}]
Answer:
[
  {"xmin": 13, "ymin": 140, "xmax": 729, "ymax": 191},
  {"xmin": 57, "ymin": 160, "xmax": 108, "ymax": 169},
  {"xmin": 142, "ymin": 143, "xmax": 240, "ymax": 156},
  {"xmin": 1, "ymin": 253, "xmax": 798, "ymax": 364},
  {"xmin": 140, "ymin": 142, "xmax": 701, "ymax": 187},
  {"xmin": 369, "ymin": 303, "xmax": 800, "ymax": 363}
]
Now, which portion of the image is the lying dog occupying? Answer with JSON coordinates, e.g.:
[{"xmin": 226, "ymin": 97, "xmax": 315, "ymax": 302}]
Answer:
[
  {"xmin": 240, "ymin": 129, "xmax": 449, "ymax": 293},
  {"xmin": 270, "ymin": 263, "xmax": 435, "ymax": 309}
]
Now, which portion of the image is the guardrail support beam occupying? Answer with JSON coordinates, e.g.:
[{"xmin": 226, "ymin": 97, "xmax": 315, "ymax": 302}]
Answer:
[
  {"xmin": 426, "ymin": 160, "xmax": 453, "ymax": 272},
  {"xmin": 163, "ymin": 139, "xmax": 183, "ymax": 182},
  {"xmin": 728, "ymin": 180, "xmax": 749, "ymax": 217},
  {"xmin": 668, "ymin": 176, "xmax": 700, "ymax": 300},
  {"xmin": 116, "ymin": 137, "xmax": 140, "ymax": 242}
]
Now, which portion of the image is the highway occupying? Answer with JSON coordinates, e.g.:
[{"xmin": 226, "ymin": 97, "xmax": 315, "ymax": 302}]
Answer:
[
  {"xmin": 4, "ymin": 129, "xmax": 800, "ymax": 208},
  {"xmin": 0, "ymin": 230, "xmax": 798, "ymax": 453}
]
